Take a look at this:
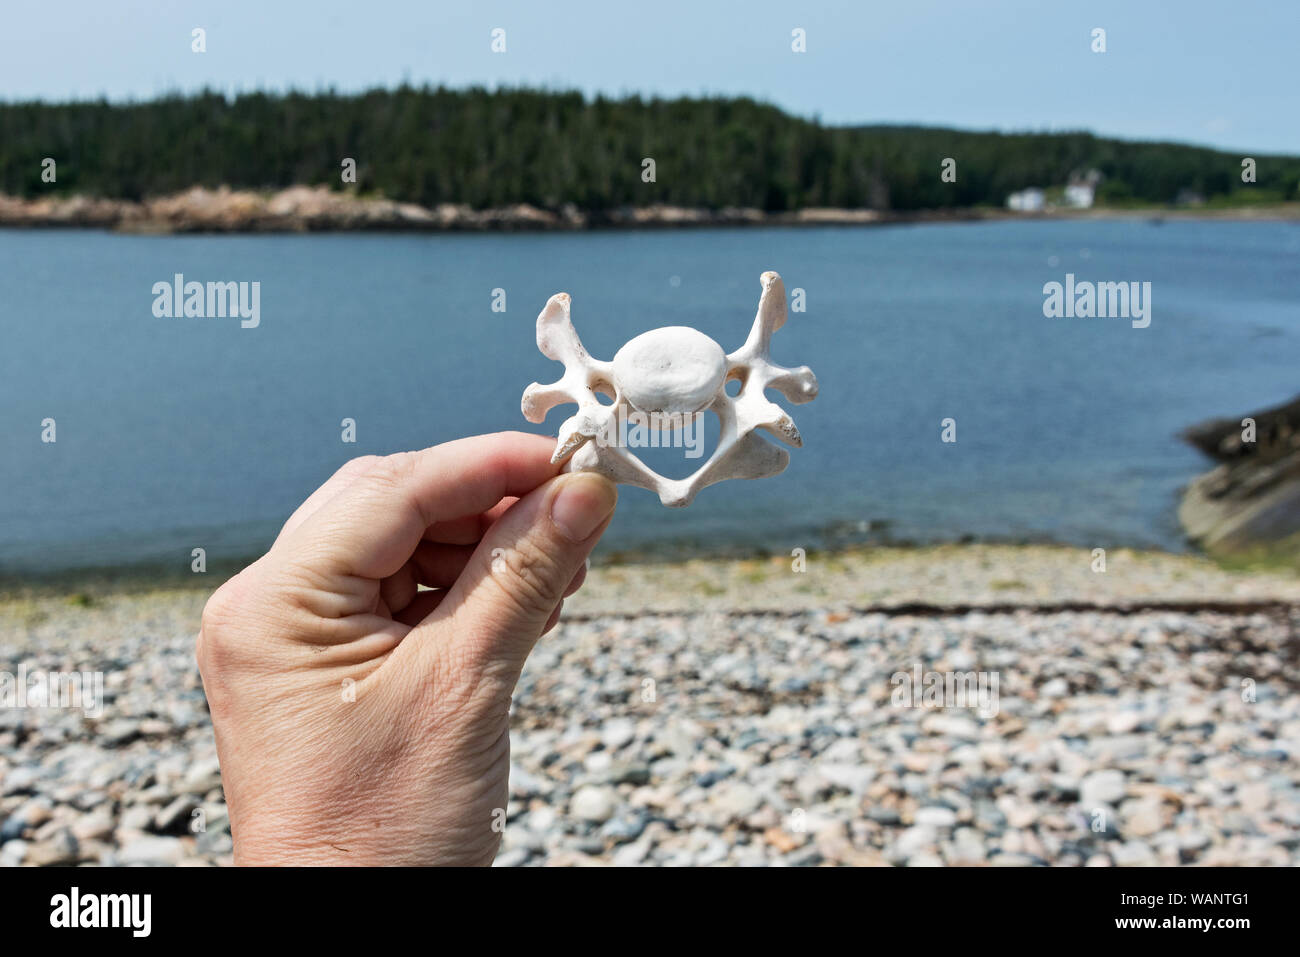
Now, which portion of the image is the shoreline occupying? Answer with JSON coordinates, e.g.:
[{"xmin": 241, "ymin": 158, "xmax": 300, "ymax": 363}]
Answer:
[
  {"xmin": 4, "ymin": 542, "xmax": 1298, "ymax": 610},
  {"xmin": 0, "ymin": 531, "xmax": 1189, "ymax": 599},
  {"xmin": 3, "ymin": 540, "xmax": 1297, "ymax": 867},
  {"xmin": 3, "ymin": 186, "xmax": 1298, "ymax": 234}
]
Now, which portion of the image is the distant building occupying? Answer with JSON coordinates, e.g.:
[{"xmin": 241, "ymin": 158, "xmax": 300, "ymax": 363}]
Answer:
[
  {"xmin": 1064, "ymin": 168, "xmax": 1103, "ymax": 208},
  {"xmin": 1006, "ymin": 188, "xmax": 1045, "ymax": 212},
  {"xmin": 1064, "ymin": 183, "xmax": 1095, "ymax": 208}
]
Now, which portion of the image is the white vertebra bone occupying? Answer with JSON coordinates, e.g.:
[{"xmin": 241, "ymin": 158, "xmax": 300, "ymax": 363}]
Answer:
[{"xmin": 521, "ymin": 271, "xmax": 818, "ymax": 507}]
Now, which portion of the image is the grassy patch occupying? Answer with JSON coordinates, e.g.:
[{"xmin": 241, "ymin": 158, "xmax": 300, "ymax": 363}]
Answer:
[{"xmin": 1209, "ymin": 536, "xmax": 1300, "ymax": 575}]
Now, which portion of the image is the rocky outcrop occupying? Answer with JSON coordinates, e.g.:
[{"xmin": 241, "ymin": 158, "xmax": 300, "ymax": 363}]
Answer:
[
  {"xmin": 0, "ymin": 193, "xmax": 141, "ymax": 228},
  {"xmin": 2, "ymin": 188, "xmax": 1296, "ymax": 233},
  {"xmin": 1179, "ymin": 395, "xmax": 1300, "ymax": 554},
  {"xmin": 0, "ymin": 186, "xmax": 899, "ymax": 233},
  {"xmin": 0, "ymin": 186, "xmax": 566, "ymax": 232}
]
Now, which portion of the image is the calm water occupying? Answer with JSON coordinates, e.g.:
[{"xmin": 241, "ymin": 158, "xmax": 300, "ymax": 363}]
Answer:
[{"xmin": 2, "ymin": 221, "xmax": 1298, "ymax": 576}]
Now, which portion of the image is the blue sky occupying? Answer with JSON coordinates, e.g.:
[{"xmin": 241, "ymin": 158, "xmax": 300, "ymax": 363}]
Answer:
[{"xmin": 2, "ymin": 0, "xmax": 1296, "ymax": 153}]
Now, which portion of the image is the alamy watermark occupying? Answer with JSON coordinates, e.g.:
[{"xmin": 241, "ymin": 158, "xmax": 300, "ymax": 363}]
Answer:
[
  {"xmin": 1, "ymin": 664, "xmax": 104, "ymax": 718},
  {"xmin": 152, "ymin": 274, "xmax": 260, "ymax": 328},
  {"xmin": 590, "ymin": 407, "xmax": 706, "ymax": 459},
  {"xmin": 1042, "ymin": 274, "xmax": 1151, "ymax": 328},
  {"xmin": 891, "ymin": 663, "xmax": 999, "ymax": 718},
  {"xmin": 50, "ymin": 887, "xmax": 150, "ymax": 937}
]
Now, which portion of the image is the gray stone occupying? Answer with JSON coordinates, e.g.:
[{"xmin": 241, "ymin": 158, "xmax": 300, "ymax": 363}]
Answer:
[
  {"xmin": 892, "ymin": 825, "xmax": 936, "ymax": 859},
  {"xmin": 0, "ymin": 839, "xmax": 29, "ymax": 867},
  {"xmin": 25, "ymin": 829, "xmax": 80, "ymax": 866},
  {"xmin": 1111, "ymin": 840, "xmax": 1157, "ymax": 867},
  {"xmin": 611, "ymin": 839, "xmax": 651, "ymax": 866},
  {"xmin": 570, "ymin": 785, "xmax": 617, "ymax": 823},
  {"xmin": 182, "ymin": 758, "xmax": 223, "ymax": 795},
  {"xmin": 607, "ymin": 763, "xmax": 651, "ymax": 786},
  {"xmin": 154, "ymin": 795, "xmax": 200, "ymax": 834},
  {"xmin": 1039, "ymin": 678, "xmax": 1069, "ymax": 699},
  {"xmin": 817, "ymin": 764, "xmax": 874, "ymax": 795},
  {"xmin": 194, "ymin": 830, "xmax": 233, "ymax": 856},
  {"xmin": 2, "ymin": 766, "xmax": 39, "ymax": 796},
  {"xmin": 601, "ymin": 811, "xmax": 648, "ymax": 843},
  {"xmin": 914, "ymin": 807, "xmax": 958, "ymax": 829},
  {"xmin": 601, "ymin": 719, "xmax": 637, "ymax": 752},
  {"xmin": 118, "ymin": 835, "xmax": 185, "ymax": 866},
  {"xmin": 1081, "ymin": 770, "xmax": 1127, "ymax": 808},
  {"xmin": 709, "ymin": 782, "xmax": 763, "ymax": 818},
  {"xmin": 72, "ymin": 810, "xmax": 115, "ymax": 841},
  {"xmin": 1120, "ymin": 799, "xmax": 1165, "ymax": 838},
  {"xmin": 119, "ymin": 806, "xmax": 154, "ymax": 831}
]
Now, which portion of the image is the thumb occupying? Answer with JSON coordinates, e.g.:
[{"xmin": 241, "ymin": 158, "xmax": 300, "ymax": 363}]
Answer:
[{"xmin": 427, "ymin": 471, "xmax": 617, "ymax": 675}]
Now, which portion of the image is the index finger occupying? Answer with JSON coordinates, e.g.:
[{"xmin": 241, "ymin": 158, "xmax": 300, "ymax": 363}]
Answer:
[{"xmin": 280, "ymin": 431, "xmax": 562, "ymax": 581}]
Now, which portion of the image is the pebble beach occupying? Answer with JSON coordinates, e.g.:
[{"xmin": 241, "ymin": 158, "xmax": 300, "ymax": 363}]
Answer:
[{"xmin": 2, "ymin": 544, "xmax": 1298, "ymax": 866}]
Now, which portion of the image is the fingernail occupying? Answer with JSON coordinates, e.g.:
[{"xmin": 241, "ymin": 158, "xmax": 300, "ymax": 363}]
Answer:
[{"xmin": 550, "ymin": 473, "xmax": 617, "ymax": 542}]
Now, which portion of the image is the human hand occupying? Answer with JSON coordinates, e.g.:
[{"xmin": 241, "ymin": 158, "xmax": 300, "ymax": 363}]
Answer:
[{"xmin": 195, "ymin": 432, "xmax": 618, "ymax": 865}]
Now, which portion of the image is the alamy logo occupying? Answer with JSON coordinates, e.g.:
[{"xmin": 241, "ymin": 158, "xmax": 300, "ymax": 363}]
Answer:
[
  {"xmin": 592, "ymin": 407, "xmax": 707, "ymax": 459},
  {"xmin": 1042, "ymin": 273, "xmax": 1151, "ymax": 328},
  {"xmin": 891, "ymin": 663, "xmax": 999, "ymax": 717},
  {"xmin": 50, "ymin": 887, "xmax": 151, "ymax": 937},
  {"xmin": 1, "ymin": 665, "xmax": 104, "ymax": 718},
  {"xmin": 152, "ymin": 274, "xmax": 260, "ymax": 328}
]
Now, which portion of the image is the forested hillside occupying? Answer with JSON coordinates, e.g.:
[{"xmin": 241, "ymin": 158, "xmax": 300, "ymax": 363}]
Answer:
[{"xmin": 2, "ymin": 87, "xmax": 1295, "ymax": 210}]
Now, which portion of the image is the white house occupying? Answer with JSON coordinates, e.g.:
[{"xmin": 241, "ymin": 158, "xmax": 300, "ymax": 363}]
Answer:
[
  {"xmin": 1064, "ymin": 169, "xmax": 1103, "ymax": 208},
  {"xmin": 1063, "ymin": 183, "xmax": 1094, "ymax": 208},
  {"xmin": 1006, "ymin": 188, "xmax": 1045, "ymax": 212}
]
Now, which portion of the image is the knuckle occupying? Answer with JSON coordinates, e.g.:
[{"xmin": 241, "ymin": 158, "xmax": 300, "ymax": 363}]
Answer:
[
  {"xmin": 338, "ymin": 454, "xmax": 383, "ymax": 478},
  {"xmin": 198, "ymin": 578, "xmax": 238, "ymax": 642},
  {"xmin": 359, "ymin": 452, "xmax": 421, "ymax": 512},
  {"xmin": 492, "ymin": 539, "xmax": 562, "ymax": 617},
  {"xmin": 196, "ymin": 571, "xmax": 256, "ymax": 677},
  {"xmin": 415, "ymin": 636, "xmax": 516, "ymax": 727},
  {"xmin": 372, "ymin": 451, "xmax": 416, "ymax": 487}
]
